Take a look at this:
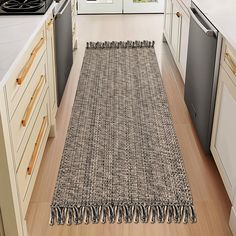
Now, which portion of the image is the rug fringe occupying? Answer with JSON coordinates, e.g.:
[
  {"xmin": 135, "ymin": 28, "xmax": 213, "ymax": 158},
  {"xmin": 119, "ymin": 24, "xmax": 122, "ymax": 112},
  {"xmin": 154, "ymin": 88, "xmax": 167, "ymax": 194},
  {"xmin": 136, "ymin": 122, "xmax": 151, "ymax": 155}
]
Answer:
[
  {"xmin": 86, "ymin": 40, "xmax": 155, "ymax": 49},
  {"xmin": 49, "ymin": 204, "xmax": 197, "ymax": 225}
]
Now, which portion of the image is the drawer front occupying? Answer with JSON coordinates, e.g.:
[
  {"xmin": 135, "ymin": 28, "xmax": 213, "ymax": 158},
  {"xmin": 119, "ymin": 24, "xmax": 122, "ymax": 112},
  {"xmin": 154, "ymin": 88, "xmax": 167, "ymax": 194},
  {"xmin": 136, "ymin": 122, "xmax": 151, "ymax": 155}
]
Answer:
[
  {"xmin": 46, "ymin": 12, "xmax": 54, "ymax": 29},
  {"xmin": 46, "ymin": 15, "xmax": 58, "ymax": 117},
  {"xmin": 16, "ymin": 91, "xmax": 50, "ymax": 207},
  {"xmin": 10, "ymin": 53, "xmax": 48, "ymax": 169},
  {"xmin": 221, "ymin": 40, "xmax": 236, "ymax": 85},
  {"xmin": 6, "ymin": 25, "xmax": 46, "ymax": 119},
  {"xmin": 211, "ymin": 66, "xmax": 236, "ymax": 202}
]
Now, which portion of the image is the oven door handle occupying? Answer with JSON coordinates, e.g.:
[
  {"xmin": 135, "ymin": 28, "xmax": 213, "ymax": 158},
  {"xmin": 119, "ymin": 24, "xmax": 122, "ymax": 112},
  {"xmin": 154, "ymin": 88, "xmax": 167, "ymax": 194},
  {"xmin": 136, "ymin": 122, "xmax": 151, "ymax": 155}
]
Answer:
[
  {"xmin": 190, "ymin": 7, "xmax": 217, "ymax": 37},
  {"xmin": 57, "ymin": 0, "xmax": 70, "ymax": 16}
]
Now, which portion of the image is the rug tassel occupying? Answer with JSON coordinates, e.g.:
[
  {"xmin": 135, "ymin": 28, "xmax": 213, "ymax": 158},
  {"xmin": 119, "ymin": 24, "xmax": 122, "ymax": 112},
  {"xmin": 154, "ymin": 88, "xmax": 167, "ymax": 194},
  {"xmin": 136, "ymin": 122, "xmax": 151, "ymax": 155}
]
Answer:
[
  {"xmin": 173, "ymin": 205, "xmax": 178, "ymax": 223},
  {"xmin": 49, "ymin": 208, "xmax": 55, "ymax": 226},
  {"xmin": 167, "ymin": 206, "xmax": 174, "ymax": 224},
  {"xmin": 108, "ymin": 205, "xmax": 115, "ymax": 223},
  {"xmin": 134, "ymin": 205, "xmax": 140, "ymax": 224},
  {"xmin": 159, "ymin": 206, "xmax": 164, "ymax": 223},
  {"xmin": 117, "ymin": 206, "xmax": 123, "ymax": 224},
  {"xmin": 78, "ymin": 206, "xmax": 85, "ymax": 224},
  {"xmin": 84, "ymin": 207, "xmax": 90, "ymax": 224},
  {"xmin": 123, "ymin": 205, "xmax": 128, "ymax": 223},
  {"xmin": 91, "ymin": 205, "xmax": 99, "ymax": 223},
  {"xmin": 190, "ymin": 205, "xmax": 197, "ymax": 223},
  {"xmin": 49, "ymin": 203, "xmax": 196, "ymax": 225},
  {"xmin": 101, "ymin": 206, "xmax": 107, "ymax": 224},
  {"xmin": 73, "ymin": 207, "xmax": 78, "ymax": 224},
  {"xmin": 86, "ymin": 40, "xmax": 155, "ymax": 49},
  {"xmin": 124, "ymin": 205, "xmax": 133, "ymax": 223},
  {"xmin": 183, "ymin": 206, "xmax": 189, "ymax": 224},
  {"xmin": 66, "ymin": 208, "xmax": 72, "ymax": 225},
  {"xmin": 156, "ymin": 205, "xmax": 161, "ymax": 223},
  {"xmin": 150, "ymin": 206, "xmax": 157, "ymax": 224},
  {"xmin": 55, "ymin": 207, "xmax": 63, "ymax": 224},
  {"xmin": 139, "ymin": 205, "xmax": 149, "ymax": 223}
]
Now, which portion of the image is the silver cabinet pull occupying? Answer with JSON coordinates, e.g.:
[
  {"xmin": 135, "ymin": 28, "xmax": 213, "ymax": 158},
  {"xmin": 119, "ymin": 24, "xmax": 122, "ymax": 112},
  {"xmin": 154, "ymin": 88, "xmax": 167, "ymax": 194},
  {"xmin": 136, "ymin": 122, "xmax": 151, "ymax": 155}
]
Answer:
[
  {"xmin": 57, "ymin": 0, "xmax": 70, "ymax": 16},
  {"xmin": 189, "ymin": 7, "xmax": 217, "ymax": 37}
]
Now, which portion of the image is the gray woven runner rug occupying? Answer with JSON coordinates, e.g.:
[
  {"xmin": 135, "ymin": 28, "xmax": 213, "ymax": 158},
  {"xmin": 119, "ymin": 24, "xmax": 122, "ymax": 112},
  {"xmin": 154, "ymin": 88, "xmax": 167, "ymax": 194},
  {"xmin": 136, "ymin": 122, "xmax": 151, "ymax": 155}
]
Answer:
[{"xmin": 50, "ymin": 40, "xmax": 196, "ymax": 225}]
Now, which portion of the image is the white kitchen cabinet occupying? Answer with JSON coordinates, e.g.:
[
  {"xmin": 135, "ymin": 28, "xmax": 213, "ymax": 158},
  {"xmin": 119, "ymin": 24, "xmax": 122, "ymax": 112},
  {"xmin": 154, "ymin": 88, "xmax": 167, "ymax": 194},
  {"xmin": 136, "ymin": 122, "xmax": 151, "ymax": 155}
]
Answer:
[
  {"xmin": 0, "ymin": 10, "xmax": 65, "ymax": 236},
  {"xmin": 178, "ymin": 7, "xmax": 189, "ymax": 81},
  {"xmin": 46, "ymin": 14, "xmax": 57, "ymax": 137},
  {"xmin": 5, "ymin": 30, "xmax": 51, "ymax": 217},
  {"xmin": 211, "ymin": 39, "xmax": 236, "ymax": 236},
  {"xmin": 163, "ymin": 0, "xmax": 172, "ymax": 43},
  {"xmin": 170, "ymin": 0, "xmax": 180, "ymax": 57},
  {"xmin": 211, "ymin": 39, "xmax": 236, "ymax": 202},
  {"xmin": 163, "ymin": 0, "xmax": 190, "ymax": 81},
  {"xmin": 71, "ymin": 0, "xmax": 78, "ymax": 50},
  {"xmin": 18, "ymin": 91, "xmax": 51, "ymax": 216},
  {"xmin": 5, "ymin": 27, "xmax": 46, "ymax": 119},
  {"xmin": 0, "ymin": 2, "xmax": 77, "ymax": 234}
]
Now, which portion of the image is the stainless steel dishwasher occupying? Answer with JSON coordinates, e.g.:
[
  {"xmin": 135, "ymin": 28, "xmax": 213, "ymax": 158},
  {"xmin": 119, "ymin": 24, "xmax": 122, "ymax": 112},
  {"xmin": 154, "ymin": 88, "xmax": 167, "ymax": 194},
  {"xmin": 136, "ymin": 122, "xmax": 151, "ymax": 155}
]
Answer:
[
  {"xmin": 184, "ymin": 2, "xmax": 222, "ymax": 153},
  {"xmin": 54, "ymin": 0, "xmax": 73, "ymax": 106}
]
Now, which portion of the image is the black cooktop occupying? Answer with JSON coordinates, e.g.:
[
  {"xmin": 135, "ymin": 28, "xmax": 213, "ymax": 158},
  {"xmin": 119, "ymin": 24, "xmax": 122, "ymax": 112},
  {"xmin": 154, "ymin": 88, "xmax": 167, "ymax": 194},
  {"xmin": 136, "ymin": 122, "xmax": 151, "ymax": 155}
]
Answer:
[{"xmin": 0, "ymin": 0, "xmax": 53, "ymax": 14}]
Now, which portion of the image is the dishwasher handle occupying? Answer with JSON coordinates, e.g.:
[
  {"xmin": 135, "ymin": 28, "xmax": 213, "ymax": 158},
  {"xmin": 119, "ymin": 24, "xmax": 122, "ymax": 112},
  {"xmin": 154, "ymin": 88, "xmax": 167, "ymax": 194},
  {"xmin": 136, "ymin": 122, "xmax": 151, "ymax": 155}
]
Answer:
[
  {"xmin": 57, "ymin": 0, "xmax": 70, "ymax": 16},
  {"xmin": 190, "ymin": 7, "xmax": 217, "ymax": 37}
]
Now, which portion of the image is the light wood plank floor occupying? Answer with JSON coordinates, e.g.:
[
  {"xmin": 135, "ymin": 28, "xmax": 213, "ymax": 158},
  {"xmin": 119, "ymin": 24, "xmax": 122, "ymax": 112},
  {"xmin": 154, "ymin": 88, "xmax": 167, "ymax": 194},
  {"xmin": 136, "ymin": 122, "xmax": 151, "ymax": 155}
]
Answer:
[{"xmin": 26, "ymin": 14, "xmax": 232, "ymax": 236}]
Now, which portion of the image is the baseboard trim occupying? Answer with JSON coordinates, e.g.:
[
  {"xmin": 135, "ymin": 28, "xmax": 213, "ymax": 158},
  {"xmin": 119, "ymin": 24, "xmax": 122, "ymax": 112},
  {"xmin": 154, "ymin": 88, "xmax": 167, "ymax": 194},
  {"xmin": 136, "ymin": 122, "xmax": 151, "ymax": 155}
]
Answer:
[{"xmin": 229, "ymin": 207, "xmax": 236, "ymax": 236}]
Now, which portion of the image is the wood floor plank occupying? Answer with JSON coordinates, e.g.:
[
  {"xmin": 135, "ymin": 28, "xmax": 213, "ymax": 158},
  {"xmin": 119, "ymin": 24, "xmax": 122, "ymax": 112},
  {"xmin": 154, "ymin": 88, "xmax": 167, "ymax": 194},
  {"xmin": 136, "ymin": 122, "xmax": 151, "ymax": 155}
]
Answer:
[{"xmin": 26, "ymin": 14, "xmax": 232, "ymax": 236}]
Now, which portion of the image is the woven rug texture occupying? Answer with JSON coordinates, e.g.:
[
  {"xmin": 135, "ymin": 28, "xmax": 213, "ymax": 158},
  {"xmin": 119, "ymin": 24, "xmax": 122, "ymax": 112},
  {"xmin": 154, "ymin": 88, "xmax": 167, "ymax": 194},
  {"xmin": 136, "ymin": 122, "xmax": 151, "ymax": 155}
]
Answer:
[{"xmin": 50, "ymin": 40, "xmax": 196, "ymax": 225}]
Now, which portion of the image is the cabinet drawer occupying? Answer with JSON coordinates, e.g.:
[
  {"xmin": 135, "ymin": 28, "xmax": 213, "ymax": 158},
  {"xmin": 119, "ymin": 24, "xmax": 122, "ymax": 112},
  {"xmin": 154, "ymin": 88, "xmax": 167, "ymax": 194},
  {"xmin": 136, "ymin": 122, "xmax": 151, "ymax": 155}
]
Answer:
[
  {"xmin": 10, "ymin": 53, "xmax": 48, "ymax": 169},
  {"xmin": 17, "ymin": 91, "xmax": 50, "ymax": 209},
  {"xmin": 211, "ymin": 66, "xmax": 236, "ymax": 201},
  {"xmin": 221, "ymin": 40, "xmax": 236, "ymax": 85},
  {"xmin": 6, "ymin": 25, "xmax": 46, "ymax": 119}
]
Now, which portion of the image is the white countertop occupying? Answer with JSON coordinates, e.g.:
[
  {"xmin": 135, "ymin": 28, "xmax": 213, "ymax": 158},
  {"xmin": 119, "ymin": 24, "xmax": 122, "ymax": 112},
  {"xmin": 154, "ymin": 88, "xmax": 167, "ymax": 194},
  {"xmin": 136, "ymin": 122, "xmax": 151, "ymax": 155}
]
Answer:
[{"xmin": 0, "ymin": 2, "xmax": 56, "ymax": 88}]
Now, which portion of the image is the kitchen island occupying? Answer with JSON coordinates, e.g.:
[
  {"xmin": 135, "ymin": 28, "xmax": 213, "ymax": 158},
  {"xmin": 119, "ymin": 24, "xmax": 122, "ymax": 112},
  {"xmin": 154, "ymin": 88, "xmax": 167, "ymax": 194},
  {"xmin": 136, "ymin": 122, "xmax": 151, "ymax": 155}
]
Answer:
[{"xmin": 0, "ymin": 1, "xmax": 78, "ymax": 235}]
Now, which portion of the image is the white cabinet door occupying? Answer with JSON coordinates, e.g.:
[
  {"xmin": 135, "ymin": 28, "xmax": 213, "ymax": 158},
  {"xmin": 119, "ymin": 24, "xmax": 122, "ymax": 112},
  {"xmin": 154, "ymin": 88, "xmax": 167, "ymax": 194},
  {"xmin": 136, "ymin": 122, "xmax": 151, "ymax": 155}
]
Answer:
[
  {"xmin": 71, "ymin": 0, "xmax": 78, "ymax": 50},
  {"xmin": 164, "ymin": 0, "xmax": 173, "ymax": 42},
  {"xmin": 211, "ymin": 66, "xmax": 236, "ymax": 201},
  {"xmin": 163, "ymin": 0, "xmax": 190, "ymax": 82},
  {"xmin": 170, "ymin": 0, "xmax": 180, "ymax": 60},
  {"xmin": 79, "ymin": 0, "xmax": 122, "ymax": 14},
  {"xmin": 123, "ymin": 0, "xmax": 164, "ymax": 13},
  {"xmin": 178, "ymin": 7, "xmax": 189, "ymax": 81},
  {"xmin": 46, "ymin": 15, "xmax": 57, "ymax": 137},
  {"xmin": 46, "ymin": 17, "xmax": 57, "ymax": 116}
]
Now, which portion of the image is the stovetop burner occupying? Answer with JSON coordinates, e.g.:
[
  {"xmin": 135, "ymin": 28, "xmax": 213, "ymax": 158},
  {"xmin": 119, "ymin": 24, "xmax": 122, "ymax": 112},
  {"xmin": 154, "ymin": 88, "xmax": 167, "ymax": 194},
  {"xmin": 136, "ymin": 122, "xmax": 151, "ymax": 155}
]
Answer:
[
  {"xmin": 2, "ymin": 0, "xmax": 45, "ymax": 12},
  {"xmin": 0, "ymin": 0, "xmax": 53, "ymax": 14}
]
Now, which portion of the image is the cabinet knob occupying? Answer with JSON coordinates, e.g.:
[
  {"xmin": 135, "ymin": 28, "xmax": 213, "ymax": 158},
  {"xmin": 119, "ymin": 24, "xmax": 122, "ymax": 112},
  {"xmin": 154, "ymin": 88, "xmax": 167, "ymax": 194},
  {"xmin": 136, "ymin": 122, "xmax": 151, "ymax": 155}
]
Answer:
[
  {"xmin": 176, "ymin": 12, "xmax": 181, "ymax": 17},
  {"xmin": 47, "ymin": 19, "xmax": 53, "ymax": 28}
]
